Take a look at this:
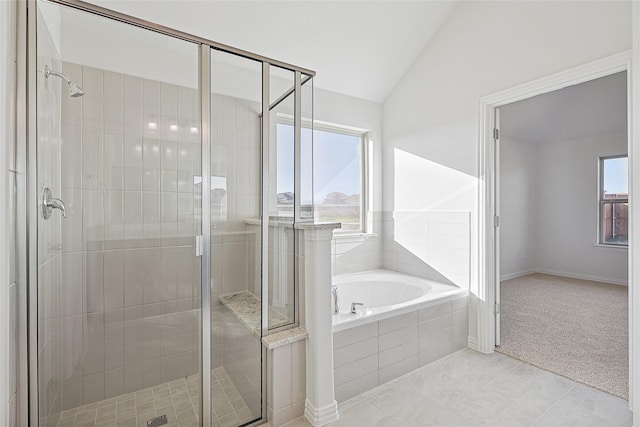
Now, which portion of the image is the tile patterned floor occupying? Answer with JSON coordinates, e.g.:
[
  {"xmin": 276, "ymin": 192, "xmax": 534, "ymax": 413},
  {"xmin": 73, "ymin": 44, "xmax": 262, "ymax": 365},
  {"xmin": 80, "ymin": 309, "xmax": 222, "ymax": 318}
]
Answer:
[
  {"xmin": 56, "ymin": 367, "xmax": 255, "ymax": 427},
  {"xmin": 279, "ymin": 349, "xmax": 633, "ymax": 427}
]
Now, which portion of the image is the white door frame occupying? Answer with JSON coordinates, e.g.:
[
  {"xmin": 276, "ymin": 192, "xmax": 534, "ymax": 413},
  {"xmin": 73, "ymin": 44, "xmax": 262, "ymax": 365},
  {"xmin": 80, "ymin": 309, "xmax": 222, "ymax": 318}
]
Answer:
[{"xmin": 477, "ymin": 50, "xmax": 635, "ymax": 407}]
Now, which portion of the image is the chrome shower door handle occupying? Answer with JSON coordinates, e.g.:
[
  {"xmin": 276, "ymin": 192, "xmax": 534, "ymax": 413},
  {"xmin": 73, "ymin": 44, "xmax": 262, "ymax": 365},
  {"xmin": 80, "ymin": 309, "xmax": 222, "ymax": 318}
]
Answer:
[{"xmin": 42, "ymin": 187, "xmax": 66, "ymax": 219}]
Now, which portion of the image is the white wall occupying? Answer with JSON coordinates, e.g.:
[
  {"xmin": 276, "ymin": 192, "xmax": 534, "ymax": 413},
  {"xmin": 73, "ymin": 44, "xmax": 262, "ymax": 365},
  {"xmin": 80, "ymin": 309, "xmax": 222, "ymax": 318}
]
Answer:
[
  {"xmin": 0, "ymin": 1, "xmax": 18, "ymax": 425},
  {"xmin": 382, "ymin": 1, "xmax": 632, "ymax": 345},
  {"xmin": 314, "ymin": 88, "xmax": 384, "ymax": 275},
  {"xmin": 500, "ymin": 134, "xmax": 628, "ymax": 285},
  {"xmin": 536, "ymin": 133, "xmax": 628, "ymax": 284},
  {"xmin": 499, "ymin": 138, "xmax": 537, "ymax": 280}
]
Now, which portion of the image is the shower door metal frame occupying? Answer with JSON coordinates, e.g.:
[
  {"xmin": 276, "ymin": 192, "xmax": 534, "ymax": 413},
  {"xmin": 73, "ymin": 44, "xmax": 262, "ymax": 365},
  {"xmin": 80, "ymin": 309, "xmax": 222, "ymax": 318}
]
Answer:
[{"xmin": 24, "ymin": 1, "xmax": 315, "ymax": 426}]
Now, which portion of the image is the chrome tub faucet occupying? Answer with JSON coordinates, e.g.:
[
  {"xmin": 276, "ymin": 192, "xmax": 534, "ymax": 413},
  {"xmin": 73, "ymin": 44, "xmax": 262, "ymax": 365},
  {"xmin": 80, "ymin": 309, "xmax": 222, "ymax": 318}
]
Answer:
[{"xmin": 331, "ymin": 285, "xmax": 339, "ymax": 314}]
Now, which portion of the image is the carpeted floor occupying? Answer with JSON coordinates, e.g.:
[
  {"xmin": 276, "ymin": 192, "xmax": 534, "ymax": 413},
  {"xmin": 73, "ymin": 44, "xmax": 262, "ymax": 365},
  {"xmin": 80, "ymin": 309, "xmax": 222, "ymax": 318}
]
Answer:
[{"xmin": 496, "ymin": 273, "xmax": 628, "ymax": 400}]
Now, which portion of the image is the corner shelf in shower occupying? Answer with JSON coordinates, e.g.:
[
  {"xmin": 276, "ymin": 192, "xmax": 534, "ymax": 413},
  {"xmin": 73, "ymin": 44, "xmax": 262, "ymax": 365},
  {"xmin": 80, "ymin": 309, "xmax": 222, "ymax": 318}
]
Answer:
[{"xmin": 219, "ymin": 291, "xmax": 308, "ymax": 348}]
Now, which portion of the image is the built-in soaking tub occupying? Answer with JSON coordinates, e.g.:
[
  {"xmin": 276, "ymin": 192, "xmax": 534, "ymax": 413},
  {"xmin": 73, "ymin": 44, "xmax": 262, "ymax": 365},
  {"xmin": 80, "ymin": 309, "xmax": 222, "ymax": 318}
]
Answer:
[{"xmin": 331, "ymin": 269, "xmax": 469, "ymax": 402}]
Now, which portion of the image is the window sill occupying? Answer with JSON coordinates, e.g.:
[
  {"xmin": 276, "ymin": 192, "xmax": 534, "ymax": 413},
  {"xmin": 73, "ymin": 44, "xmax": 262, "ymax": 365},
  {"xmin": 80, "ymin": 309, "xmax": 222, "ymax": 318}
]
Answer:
[
  {"xmin": 594, "ymin": 243, "xmax": 628, "ymax": 250},
  {"xmin": 332, "ymin": 232, "xmax": 378, "ymax": 241}
]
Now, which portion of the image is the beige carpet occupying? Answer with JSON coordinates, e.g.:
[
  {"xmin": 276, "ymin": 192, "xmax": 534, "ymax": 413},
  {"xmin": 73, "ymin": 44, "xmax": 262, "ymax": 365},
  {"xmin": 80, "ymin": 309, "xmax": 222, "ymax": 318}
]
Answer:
[{"xmin": 496, "ymin": 273, "xmax": 628, "ymax": 399}]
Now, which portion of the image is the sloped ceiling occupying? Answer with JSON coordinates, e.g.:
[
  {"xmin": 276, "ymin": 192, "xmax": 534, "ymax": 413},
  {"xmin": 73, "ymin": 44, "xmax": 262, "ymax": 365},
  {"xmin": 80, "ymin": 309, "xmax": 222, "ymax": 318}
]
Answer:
[
  {"xmin": 85, "ymin": 0, "xmax": 459, "ymax": 103},
  {"xmin": 501, "ymin": 72, "xmax": 627, "ymax": 145}
]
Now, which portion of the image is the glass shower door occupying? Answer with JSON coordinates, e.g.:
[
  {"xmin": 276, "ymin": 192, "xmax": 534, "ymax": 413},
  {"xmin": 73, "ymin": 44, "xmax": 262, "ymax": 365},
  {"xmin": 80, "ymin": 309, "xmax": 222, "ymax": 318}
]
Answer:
[
  {"xmin": 34, "ymin": 2, "xmax": 202, "ymax": 426},
  {"xmin": 209, "ymin": 49, "xmax": 264, "ymax": 427}
]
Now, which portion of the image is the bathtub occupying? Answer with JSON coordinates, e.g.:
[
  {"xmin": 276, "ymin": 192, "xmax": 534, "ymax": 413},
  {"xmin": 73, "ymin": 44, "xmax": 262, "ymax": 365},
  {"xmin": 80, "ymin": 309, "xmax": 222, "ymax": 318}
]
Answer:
[
  {"xmin": 332, "ymin": 269, "xmax": 468, "ymax": 332},
  {"xmin": 331, "ymin": 269, "xmax": 469, "ymax": 402}
]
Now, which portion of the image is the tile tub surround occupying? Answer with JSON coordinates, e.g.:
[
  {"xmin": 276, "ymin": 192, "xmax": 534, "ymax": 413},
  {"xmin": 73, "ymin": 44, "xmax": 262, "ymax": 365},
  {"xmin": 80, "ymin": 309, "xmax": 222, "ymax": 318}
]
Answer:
[
  {"xmin": 332, "ymin": 296, "xmax": 468, "ymax": 402},
  {"xmin": 383, "ymin": 211, "xmax": 471, "ymax": 289}
]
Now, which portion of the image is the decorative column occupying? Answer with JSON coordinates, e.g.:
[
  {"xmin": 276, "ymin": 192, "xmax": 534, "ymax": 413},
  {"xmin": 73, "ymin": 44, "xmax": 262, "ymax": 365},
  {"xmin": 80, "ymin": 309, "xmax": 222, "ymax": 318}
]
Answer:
[{"xmin": 300, "ymin": 223, "xmax": 340, "ymax": 426}]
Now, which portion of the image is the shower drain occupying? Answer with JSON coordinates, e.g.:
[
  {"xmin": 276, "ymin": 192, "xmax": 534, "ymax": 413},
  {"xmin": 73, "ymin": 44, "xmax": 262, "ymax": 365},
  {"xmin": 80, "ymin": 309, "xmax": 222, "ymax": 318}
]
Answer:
[{"xmin": 146, "ymin": 414, "xmax": 168, "ymax": 427}]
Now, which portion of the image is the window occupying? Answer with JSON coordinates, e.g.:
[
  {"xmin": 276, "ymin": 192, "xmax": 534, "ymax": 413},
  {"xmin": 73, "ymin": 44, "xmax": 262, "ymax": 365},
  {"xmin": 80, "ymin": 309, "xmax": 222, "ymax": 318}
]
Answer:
[
  {"xmin": 599, "ymin": 155, "xmax": 628, "ymax": 246},
  {"xmin": 314, "ymin": 127, "xmax": 366, "ymax": 233},
  {"xmin": 275, "ymin": 122, "xmax": 367, "ymax": 233}
]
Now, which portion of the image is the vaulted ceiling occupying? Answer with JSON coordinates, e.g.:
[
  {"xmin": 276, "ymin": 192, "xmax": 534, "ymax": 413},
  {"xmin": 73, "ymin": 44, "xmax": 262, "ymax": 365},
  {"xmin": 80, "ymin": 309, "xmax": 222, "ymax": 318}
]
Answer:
[
  {"xmin": 501, "ymin": 72, "xmax": 627, "ymax": 145},
  {"xmin": 86, "ymin": 1, "xmax": 459, "ymax": 103}
]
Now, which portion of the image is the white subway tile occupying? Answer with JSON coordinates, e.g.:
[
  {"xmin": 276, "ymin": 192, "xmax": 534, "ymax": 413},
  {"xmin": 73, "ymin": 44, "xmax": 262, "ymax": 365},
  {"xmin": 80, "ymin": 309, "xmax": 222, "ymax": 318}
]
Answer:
[
  {"xmin": 60, "ymin": 253, "xmax": 83, "ymax": 316},
  {"xmin": 82, "ymin": 66, "xmax": 103, "ymax": 129},
  {"xmin": 379, "ymin": 324, "xmax": 418, "ymax": 353},
  {"xmin": 103, "ymin": 250, "xmax": 124, "ymax": 310},
  {"xmin": 379, "ymin": 311, "xmax": 418, "ymax": 335},
  {"xmin": 62, "ymin": 377, "xmax": 83, "ymax": 410},
  {"xmin": 379, "ymin": 339, "xmax": 419, "ymax": 369},
  {"xmin": 142, "ymin": 139, "xmax": 161, "ymax": 192},
  {"xmin": 123, "ymin": 76, "xmax": 142, "ymax": 135},
  {"xmin": 123, "ymin": 134, "xmax": 142, "ymax": 191},
  {"xmin": 419, "ymin": 328, "xmax": 453, "ymax": 353},
  {"xmin": 334, "ymin": 353, "xmax": 378, "ymax": 388},
  {"xmin": 123, "ymin": 249, "xmax": 143, "ymax": 306},
  {"xmin": 104, "ymin": 132, "xmax": 124, "ymax": 191},
  {"xmin": 84, "ymin": 251, "xmax": 104, "ymax": 313},
  {"xmin": 428, "ymin": 222, "xmax": 470, "ymax": 238},
  {"xmin": 453, "ymin": 308, "xmax": 468, "ymax": 326},
  {"xmin": 124, "ymin": 362, "xmax": 144, "ymax": 393},
  {"xmin": 83, "ymin": 313, "xmax": 105, "ymax": 375},
  {"xmin": 104, "ymin": 191, "xmax": 124, "ymax": 250},
  {"xmin": 333, "ymin": 322, "xmax": 378, "ymax": 350},
  {"xmin": 419, "ymin": 302, "xmax": 451, "ymax": 323},
  {"xmin": 104, "ymin": 367, "xmax": 124, "ymax": 399},
  {"xmin": 379, "ymin": 354, "xmax": 419, "ymax": 384},
  {"xmin": 452, "ymin": 296, "xmax": 468, "ymax": 312},
  {"xmin": 419, "ymin": 314, "xmax": 453, "ymax": 338},
  {"xmin": 419, "ymin": 342, "xmax": 453, "ymax": 367},
  {"xmin": 61, "ymin": 125, "xmax": 82, "ymax": 189},
  {"xmin": 335, "ymin": 371, "xmax": 378, "ymax": 403},
  {"xmin": 60, "ymin": 315, "xmax": 83, "ymax": 380},
  {"xmin": 83, "ymin": 372, "xmax": 105, "ymax": 404},
  {"xmin": 334, "ymin": 336, "xmax": 378, "ymax": 368},
  {"xmin": 428, "ymin": 211, "xmax": 470, "ymax": 224},
  {"xmin": 82, "ymin": 189, "xmax": 104, "ymax": 250},
  {"xmin": 82, "ymin": 127, "xmax": 103, "ymax": 189},
  {"xmin": 103, "ymin": 71, "xmax": 123, "ymax": 132}
]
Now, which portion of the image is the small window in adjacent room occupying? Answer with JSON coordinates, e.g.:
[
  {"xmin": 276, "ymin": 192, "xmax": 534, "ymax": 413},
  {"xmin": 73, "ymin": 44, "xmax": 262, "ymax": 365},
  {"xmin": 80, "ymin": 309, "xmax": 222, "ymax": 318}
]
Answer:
[
  {"xmin": 313, "ymin": 126, "xmax": 366, "ymax": 233},
  {"xmin": 599, "ymin": 155, "xmax": 628, "ymax": 246}
]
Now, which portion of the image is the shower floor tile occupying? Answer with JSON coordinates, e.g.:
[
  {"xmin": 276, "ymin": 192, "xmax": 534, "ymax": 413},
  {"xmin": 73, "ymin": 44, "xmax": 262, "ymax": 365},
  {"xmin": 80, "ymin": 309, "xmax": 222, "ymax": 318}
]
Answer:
[{"xmin": 57, "ymin": 368, "xmax": 255, "ymax": 427}]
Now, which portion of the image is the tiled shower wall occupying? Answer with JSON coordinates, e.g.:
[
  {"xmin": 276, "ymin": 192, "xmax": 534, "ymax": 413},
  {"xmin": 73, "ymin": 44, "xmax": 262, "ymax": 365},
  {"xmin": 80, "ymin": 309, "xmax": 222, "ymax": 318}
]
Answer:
[
  {"xmin": 210, "ymin": 93, "xmax": 262, "ymax": 420},
  {"xmin": 57, "ymin": 61, "xmax": 264, "ymax": 414},
  {"xmin": 38, "ymin": 24, "xmax": 64, "ymax": 426},
  {"xmin": 58, "ymin": 61, "xmax": 202, "ymax": 409}
]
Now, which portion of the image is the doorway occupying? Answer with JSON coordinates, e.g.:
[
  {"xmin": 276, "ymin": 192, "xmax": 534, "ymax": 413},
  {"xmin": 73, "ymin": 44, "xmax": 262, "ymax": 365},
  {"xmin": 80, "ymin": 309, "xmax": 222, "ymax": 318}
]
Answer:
[
  {"xmin": 477, "ymin": 51, "xmax": 633, "ymax": 402},
  {"xmin": 494, "ymin": 72, "xmax": 628, "ymax": 398}
]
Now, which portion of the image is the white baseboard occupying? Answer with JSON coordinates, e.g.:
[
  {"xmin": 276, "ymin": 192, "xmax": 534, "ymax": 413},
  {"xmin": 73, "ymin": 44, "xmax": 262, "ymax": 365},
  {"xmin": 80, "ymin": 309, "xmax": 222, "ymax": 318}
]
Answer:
[
  {"xmin": 304, "ymin": 399, "xmax": 339, "ymax": 426},
  {"xmin": 534, "ymin": 268, "xmax": 627, "ymax": 286},
  {"xmin": 467, "ymin": 336, "xmax": 478, "ymax": 351},
  {"xmin": 500, "ymin": 269, "xmax": 537, "ymax": 281}
]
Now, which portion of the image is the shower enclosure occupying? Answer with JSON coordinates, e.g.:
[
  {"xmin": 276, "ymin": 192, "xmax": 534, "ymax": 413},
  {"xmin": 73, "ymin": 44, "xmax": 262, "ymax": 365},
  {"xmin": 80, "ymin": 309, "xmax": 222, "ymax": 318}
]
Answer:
[{"xmin": 27, "ymin": 1, "xmax": 314, "ymax": 426}]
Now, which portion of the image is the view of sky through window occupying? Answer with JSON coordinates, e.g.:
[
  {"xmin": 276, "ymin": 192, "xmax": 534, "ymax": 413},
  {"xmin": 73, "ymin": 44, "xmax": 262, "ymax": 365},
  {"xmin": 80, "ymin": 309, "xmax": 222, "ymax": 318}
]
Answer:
[
  {"xmin": 603, "ymin": 156, "xmax": 628, "ymax": 195},
  {"xmin": 276, "ymin": 123, "xmax": 363, "ymax": 230}
]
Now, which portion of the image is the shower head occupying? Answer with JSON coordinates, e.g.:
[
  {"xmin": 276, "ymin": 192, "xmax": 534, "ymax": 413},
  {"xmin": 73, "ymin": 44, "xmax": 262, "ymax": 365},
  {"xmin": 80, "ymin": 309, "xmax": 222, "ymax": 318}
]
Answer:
[{"xmin": 44, "ymin": 65, "xmax": 85, "ymax": 97}]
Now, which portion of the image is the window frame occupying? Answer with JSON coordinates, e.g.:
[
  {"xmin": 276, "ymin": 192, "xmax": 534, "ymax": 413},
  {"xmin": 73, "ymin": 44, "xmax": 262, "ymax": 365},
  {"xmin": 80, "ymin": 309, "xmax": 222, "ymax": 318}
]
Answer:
[
  {"xmin": 275, "ymin": 116, "xmax": 369, "ymax": 235},
  {"xmin": 598, "ymin": 154, "xmax": 629, "ymax": 247}
]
